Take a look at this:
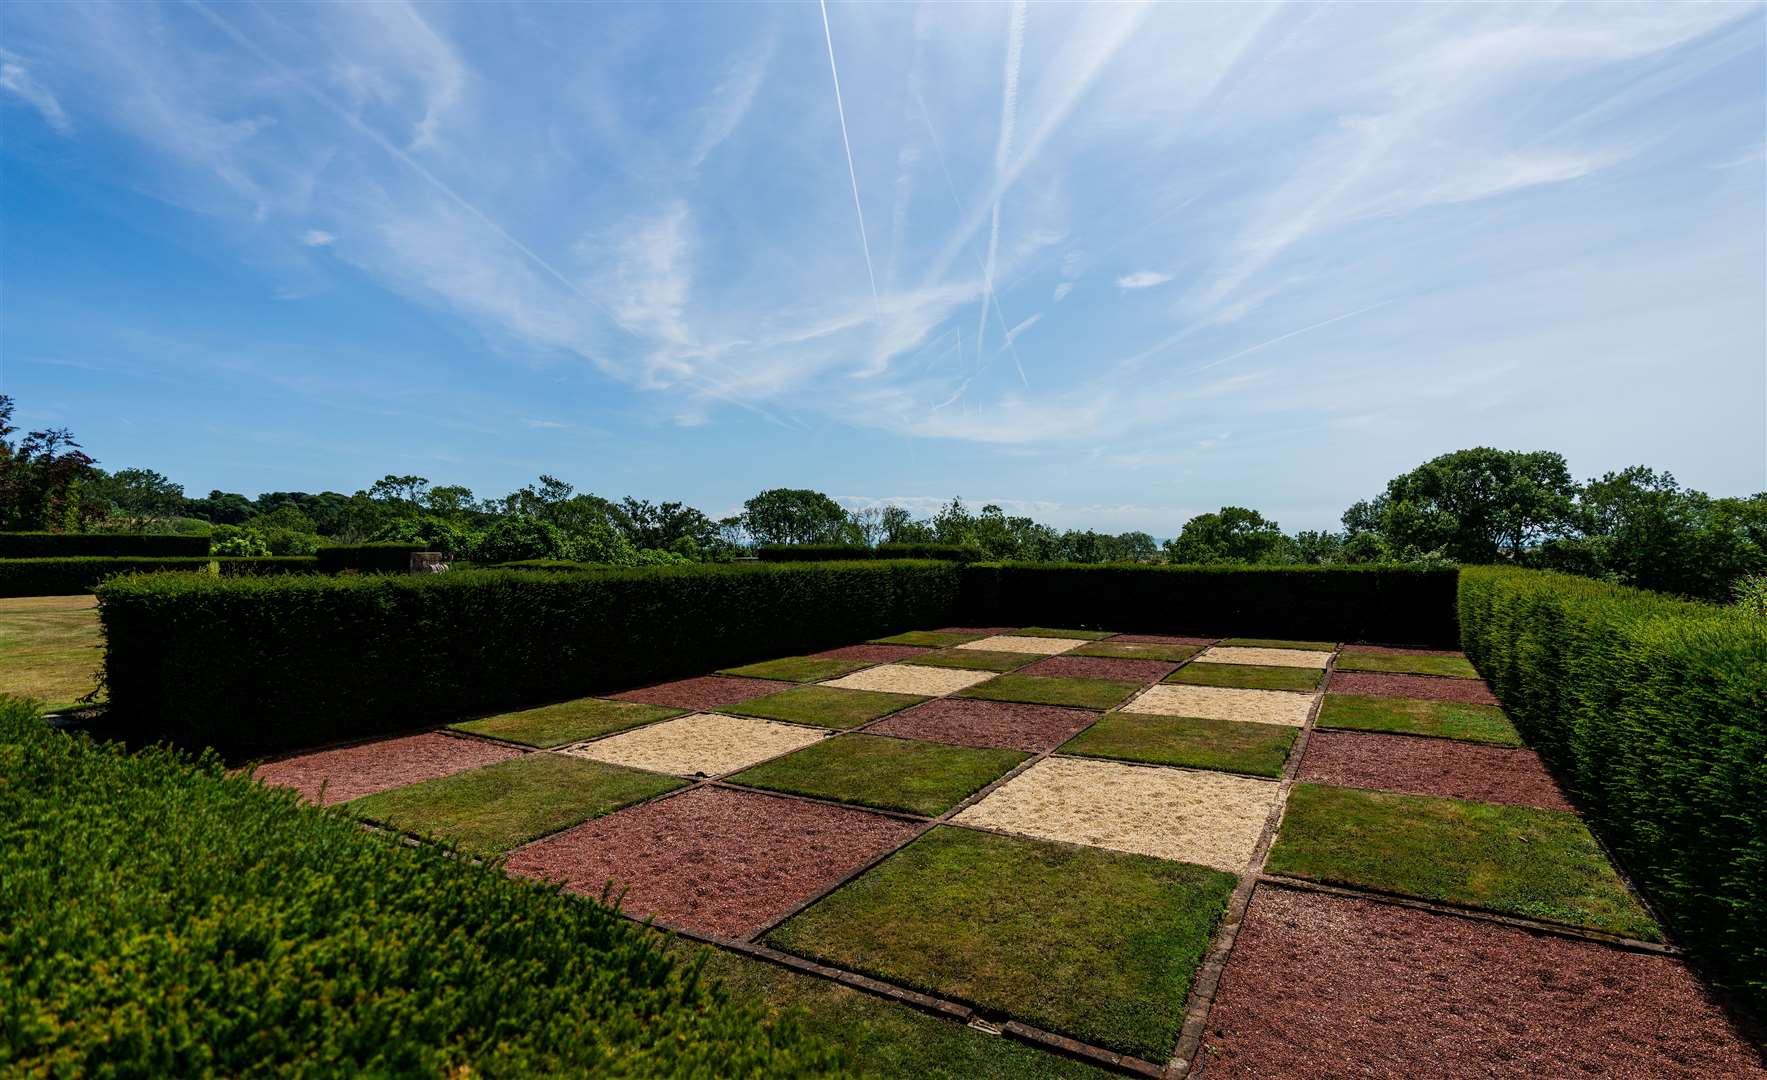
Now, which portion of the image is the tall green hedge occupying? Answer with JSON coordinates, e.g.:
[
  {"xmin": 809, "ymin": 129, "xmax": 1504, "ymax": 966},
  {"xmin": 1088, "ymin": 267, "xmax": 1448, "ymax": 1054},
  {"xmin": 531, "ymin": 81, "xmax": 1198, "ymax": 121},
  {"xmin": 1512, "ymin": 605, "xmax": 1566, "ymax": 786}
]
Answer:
[
  {"xmin": 0, "ymin": 557, "xmax": 318, "ymax": 597},
  {"xmin": 757, "ymin": 543, "xmax": 982, "ymax": 562},
  {"xmin": 0, "ymin": 532, "xmax": 210, "ymax": 557},
  {"xmin": 0, "ymin": 697, "xmax": 841, "ymax": 1076},
  {"xmin": 1459, "ymin": 567, "xmax": 1765, "ymax": 1011},
  {"xmin": 99, "ymin": 561, "xmax": 963, "ymax": 754},
  {"xmin": 962, "ymin": 563, "xmax": 1459, "ymax": 645},
  {"xmin": 315, "ymin": 542, "xmax": 429, "ymax": 574}
]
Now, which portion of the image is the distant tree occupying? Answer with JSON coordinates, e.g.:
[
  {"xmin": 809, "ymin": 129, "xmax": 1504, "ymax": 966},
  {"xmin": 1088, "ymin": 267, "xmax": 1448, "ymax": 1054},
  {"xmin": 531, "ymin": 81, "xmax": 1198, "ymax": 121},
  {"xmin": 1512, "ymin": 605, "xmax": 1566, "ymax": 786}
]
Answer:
[
  {"xmin": 90, "ymin": 467, "xmax": 185, "ymax": 519},
  {"xmin": 618, "ymin": 497, "xmax": 718, "ymax": 551},
  {"xmin": 845, "ymin": 506, "xmax": 887, "ymax": 547},
  {"xmin": 1376, "ymin": 448, "xmax": 1577, "ymax": 562},
  {"xmin": 741, "ymin": 488, "xmax": 849, "ymax": 545},
  {"xmin": 184, "ymin": 490, "xmax": 257, "ymax": 526},
  {"xmin": 473, "ymin": 515, "xmax": 569, "ymax": 563},
  {"xmin": 0, "ymin": 396, "xmax": 99, "ymax": 531},
  {"xmin": 1290, "ymin": 530, "xmax": 1344, "ymax": 565},
  {"xmin": 367, "ymin": 475, "xmax": 429, "ymax": 506},
  {"xmin": 880, "ymin": 505, "xmax": 933, "ymax": 544},
  {"xmin": 1164, "ymin": 507, "xmax": 1290, "ymax": 564}
]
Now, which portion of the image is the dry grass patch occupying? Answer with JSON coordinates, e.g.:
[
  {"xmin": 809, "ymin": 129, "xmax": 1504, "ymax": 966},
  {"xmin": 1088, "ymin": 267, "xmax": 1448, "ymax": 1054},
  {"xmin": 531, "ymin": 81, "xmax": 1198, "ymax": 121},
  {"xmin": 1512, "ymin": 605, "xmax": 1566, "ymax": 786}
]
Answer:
[
  {"xmin": 1194, "ymin": 646, "xmax": 1331, "ymax": 669},
  {"xmin": 1124, "ymin": 684, "xmax": 1315, "ymax": 727},
  {"xmin": 564, "ymin": 713, "xmax": 827, "ymax": 777},
  {"xmin": 954, "ymin": 635, "xmax": 1091, "ymax": 656},
  {"xmin": 824, "ymin": 664, "xmax": 995, "ymax": 697}
]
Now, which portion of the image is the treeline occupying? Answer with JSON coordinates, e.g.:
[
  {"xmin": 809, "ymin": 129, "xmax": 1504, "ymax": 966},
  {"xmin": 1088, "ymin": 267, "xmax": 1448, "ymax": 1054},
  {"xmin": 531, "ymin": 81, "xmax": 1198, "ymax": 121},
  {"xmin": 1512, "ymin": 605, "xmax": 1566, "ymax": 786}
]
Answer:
[{"xmin": 2, "ymin": 396, "xmax": 1761, "ymax": 601}]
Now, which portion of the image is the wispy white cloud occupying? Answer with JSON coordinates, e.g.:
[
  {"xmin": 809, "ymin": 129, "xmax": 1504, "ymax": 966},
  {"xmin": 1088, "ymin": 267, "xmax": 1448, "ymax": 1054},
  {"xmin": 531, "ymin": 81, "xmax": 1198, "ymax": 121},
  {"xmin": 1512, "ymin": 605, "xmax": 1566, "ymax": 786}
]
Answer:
[
  {"xmin": 300, "ymin": 229, "xmax": 336, "ymax": 247},
  {"xmin": 1116, "ymin": 271, "xmax": 1173, "ymax": 289},
  {"xmin": 0, "ymin": 54, "xmax": 70, "ymax": 134}
]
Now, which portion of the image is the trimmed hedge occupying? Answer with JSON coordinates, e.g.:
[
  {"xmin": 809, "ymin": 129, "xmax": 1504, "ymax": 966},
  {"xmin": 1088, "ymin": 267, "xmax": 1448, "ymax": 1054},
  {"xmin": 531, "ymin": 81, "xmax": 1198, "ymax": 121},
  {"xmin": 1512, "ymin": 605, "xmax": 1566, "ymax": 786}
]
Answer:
[
  {"xmin": 0, "ymin": 532, "xmax": 210, "ymax": 558},
  {"xmin": 99, "ymin": 561, "xmax": 963, "ymax": 754},
  {"xmin": 0, "ymin": 697, "xmax": 841, "ymax": 1076},
  {"xmin": 757, "ymin": 543, "xmax": 982, "ymax": 562},
  {"xmin": 215, "ymin": 556, "xmax": 321, "ymax": 577},
  {"xmin": 315, "ymin": 542, "xmax": 428, "ymax": 574},
  {"xmin": 962, "ymin": 563, "xmax": 1459, "ymax": 645},
  {"xmin": 0, "ymin": 557, "xmax": 320, "ymax": 596},
  {"xmin": 492, "ymin": 559, "xmax": 619, "ymax": 572},
  {"xmin": 1459, "ymin": 567, "xmax": 1765, "ymax": 1012}
]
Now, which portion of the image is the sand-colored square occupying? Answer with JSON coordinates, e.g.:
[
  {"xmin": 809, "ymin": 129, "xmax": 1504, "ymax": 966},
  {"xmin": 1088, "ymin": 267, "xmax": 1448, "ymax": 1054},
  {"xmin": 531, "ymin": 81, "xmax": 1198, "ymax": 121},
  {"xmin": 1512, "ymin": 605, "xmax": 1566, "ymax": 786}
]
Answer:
[
  {"xmin": 953, "ymin": 634, "xmax": 1091, "ymax": 656},
  {"xmin": 1123, "ymin": 684, "xmax": 1315, "ymax": 727},
  {"xmin": 954, "ymin": 757, "xmax": 1279, "ymax": 872},
  {"xmin": 823, "ymin": 664, "xmax": 996, "ymax": 697},
  {"xmin": 563, "ymin": 713, "xmax": 827, "ymax": 777},
  {"xmin": 1193, "ymin": 646, "xmax": 1332, "ymax": 669}
]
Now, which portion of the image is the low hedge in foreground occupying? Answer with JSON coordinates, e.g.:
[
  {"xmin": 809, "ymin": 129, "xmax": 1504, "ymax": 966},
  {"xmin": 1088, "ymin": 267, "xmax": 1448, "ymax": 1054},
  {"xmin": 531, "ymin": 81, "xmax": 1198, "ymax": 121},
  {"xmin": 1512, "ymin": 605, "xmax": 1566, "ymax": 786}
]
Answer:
[
  {"xmin": 100, "ymin": 560, "xmax": 963, "ymax": 754},
  {"xmin": 963, "ymin": 563, "xmax": 1458, "ymax": 645},
  {"xmin": 315, "ymin": 542, "xmax": 428, "ymax": 574},
  {"xmin": 0, "ymin": 531, "xmax": 210, "ymax": 558},
  {"xmin": 0, "ymin": 557, "xmax": 319, "ymax": 597},
  {"xmin": 1459, "ymin": 567, "xmax": 1766, "ymax": 1012},
  {"xmin": 758, "ymin": 543, "xmax": 982, "ymax": 562},
  {"xmin": 0, "ymin": 698, "xmax": 841, "ymax": 1076}
]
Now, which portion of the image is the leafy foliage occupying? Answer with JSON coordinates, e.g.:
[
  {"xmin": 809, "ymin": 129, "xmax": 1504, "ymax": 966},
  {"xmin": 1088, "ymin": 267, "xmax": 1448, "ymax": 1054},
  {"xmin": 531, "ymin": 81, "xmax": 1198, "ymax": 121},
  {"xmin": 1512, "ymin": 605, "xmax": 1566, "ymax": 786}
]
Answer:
[{"xmin": 0, "ymin": 697, "xmax": 842, "ymax": 1076}]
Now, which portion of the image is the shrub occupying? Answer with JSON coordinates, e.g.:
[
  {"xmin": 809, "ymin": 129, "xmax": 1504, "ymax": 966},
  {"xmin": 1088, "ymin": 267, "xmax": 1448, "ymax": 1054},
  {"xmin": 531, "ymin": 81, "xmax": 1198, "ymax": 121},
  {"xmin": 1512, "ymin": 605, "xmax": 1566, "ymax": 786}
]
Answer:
[
  {"xmin": 1458, "ymin": 566, "xmax": 1766, "ymax": 1012},
  {"xmin": 209, "ymin": 524, "xmax": 270, "ymax": 557},
  {"xmin": 756, "ymin": 543, "xmax": 982, "ymax": 563},
  {"xmin": 962, "ymin": 563, "xmax": 1458, "ymax": 645},
  {"xmin": 0, "ymin": 557, "xmax": 214, "ymax": 597},
  {"xmin": 0, "ymin": 532, "xmax": 209, "ymax": 557},
  {"xmin": 214, "ymin": 556, "xmax": 320, "ymax": 577},
  {"xmin": 0, "ymin": 698, "xmax": 842, "ymax": 1076},
  {"xmin": 876, "ymin": 543, "xmax": 984, "ymax": 561},
  {"xmin": 99, "ymin": 560, "xmax": 963, "ymax": 755},
  {"xmin": 314, "ymin": 542, "xmax": 428, "ymax": 574}
]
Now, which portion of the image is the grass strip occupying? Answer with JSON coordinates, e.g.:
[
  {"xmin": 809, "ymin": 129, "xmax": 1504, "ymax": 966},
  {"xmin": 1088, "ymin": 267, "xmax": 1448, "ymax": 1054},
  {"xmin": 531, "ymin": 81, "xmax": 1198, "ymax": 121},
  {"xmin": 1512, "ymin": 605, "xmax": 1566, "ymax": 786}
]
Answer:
[
  {"xmin": 1012, "ymin": 627, "xmax": 1115, "ymax": 640},
  {"xmin": 1334, "ymin": 652, "xmax": 1479, "ymax": 678},
  {"xmin": 1059, "ymin": 713, "xmax": 1297, "ymax": 778},
  {"xmin": 728, "ymin": 734, "xmax": 1027, "ymax": 817},
  {"xmin": 958, "ymin": 674, "xmax": 1139, "ymax": 711},
  {"xmin": 1267, "ymin": 783, "xmax": 1658, "ymax": 940},
  {"xmin": 768, "ymin": 826, "xmax": 1235, "ymax": 1061},
  {"xmin": 869, "ymin": 630, "xmax": 987, "ymax": 648},
  {"xmin": 1316, "ymin": 694, "xmax": 1522, "ymax": 746},
  {"xmin": 347, "ymin": 753, "xmax": 684, "ymax": 855},
  {"xmin": 451, "ymin": 698, "xmax": 683, "ymax": 747},
  {"xmin": 723, "ymin": 685, "xmax": 926, "ymax": 729},
  {"xmin": 1218, "ymin": 637, "xmax": 1337, "ymax": 651},
  {"xmin": 718, "ymin": 657, "xmax": 874, "ymax": 683},
  {"xmin": 906, "ymin": 648, "xmax": 1040, "ymax": 673},
  {"xmin": 1164, "ymin": 662, "xmax": 1321, "ymax": 692},
  {"xmin": 1070, "ymin": 640, "xmax": 1200, "ymax": 662}
]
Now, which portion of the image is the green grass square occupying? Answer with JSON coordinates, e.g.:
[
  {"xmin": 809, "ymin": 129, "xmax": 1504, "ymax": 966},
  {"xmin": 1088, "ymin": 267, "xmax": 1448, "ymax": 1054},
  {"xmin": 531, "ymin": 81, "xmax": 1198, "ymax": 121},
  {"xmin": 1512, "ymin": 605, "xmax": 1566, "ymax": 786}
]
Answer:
[
  {"xmin": 957, "ymin": 674, "xmax": 1140, "ymax": 710},
  {"xmin": 1164, "ymin": 662, "xmax": 1322, "ymax": 692},
  {"xmin": 722, "ymin": 685, "xmax": 926, "ymax": 729},
  {"xmin": 728, "ymin": 734, "xmax": 1027, "ymax": 816},
  {"xmin": 450, "ymin": 697, "xmax": 683, "ymax": 747},
  {"xmin": 1218, "ymin": 637, "xmax": 1337, "ymax": 651},
  {"xmin": 1334, "ymin": 652, "xmax": 1479, "ymax": 678},
  {"xmin": 907, "ymin": 648, "xmax": 1039, "ymax": 673},
  {"xmin": 1316, "ymin": 694, "xmax": 1522, "ymax": 746},
  {"xmin": 1059, "ymin": 713, "xmax": 1297, "ymax": 778},
  {"xmin": 1012, "ymin": 627, "xmax": 1116, "ymax": 640},
  {"xmin": 767, "ymin": 826, "xmax": 1236, "ymax": 1061},
  {"xmin": 1070, "ymin": 640, "xmax": 1201, "ymax": 662},
  {"xmin": 718, "ymin": 656, "xmax": 873, "ymax": 682},
  {"xmin": 670, "ymin": 940, "xmax": 1118, "ymax": 1079},
  {"xmin": 1267, "ymin": 784, "xmax": 1657, "ymax": 940},
  {"xmin": 346, "ymin": 753, "xmax": 684, "ymax": 855},
  {"xmin": 870, "ymin": 630, "xmax": 988, "ymax": 648}
]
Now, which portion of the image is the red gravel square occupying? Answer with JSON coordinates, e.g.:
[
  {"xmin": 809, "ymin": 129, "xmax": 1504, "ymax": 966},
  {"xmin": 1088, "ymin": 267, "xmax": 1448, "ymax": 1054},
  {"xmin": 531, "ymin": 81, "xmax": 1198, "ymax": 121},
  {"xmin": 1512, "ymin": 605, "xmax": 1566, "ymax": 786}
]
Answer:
[
  {"xmin": 1110, "ymin": 633, "xmax": 1215, "ymax": 646},
  {"xmin": 811, "ymin": 643, "xmax": 933, "ymax": 663},
  {"xmin": 1329, "ymin": 671, "xmax": 1498, "ymax": 704},
  {"xmin": 1297, "ymin": 731, "xmax": 1571, "ymax": 811},
  {"xmin": 610, "ymin": 675, "xmax": 795, "ymax": 709},
  {"xmin": 867, "ymin": 697, "xmax": 1099, "ymax": 753},
  {"xmin": 252, "ymin": 732, "xmax": 522, "ymax": 806},
  {"xmin": 503, "ymin": 786, "xmax": 915, "ymax": 939},
  {"xmin": 1017, "ymin": 654, "xmax": 1179, "ymax": 683},
  {"xmin": 1343, "ymin": 644, "xmax": 1465, "ymax": 658},
  {"xmin": 1202, "ymin": 886, "xmax": 1760, "ymax": 1079}
]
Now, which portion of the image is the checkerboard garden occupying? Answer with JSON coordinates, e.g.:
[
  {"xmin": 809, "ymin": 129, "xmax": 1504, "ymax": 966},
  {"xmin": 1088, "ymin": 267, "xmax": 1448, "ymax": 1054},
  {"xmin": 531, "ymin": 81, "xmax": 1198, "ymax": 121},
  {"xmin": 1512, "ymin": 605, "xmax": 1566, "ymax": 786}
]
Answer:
[{"xmin": 251, "ymin": 626, "xmax": 1759, "ymax": 1078}]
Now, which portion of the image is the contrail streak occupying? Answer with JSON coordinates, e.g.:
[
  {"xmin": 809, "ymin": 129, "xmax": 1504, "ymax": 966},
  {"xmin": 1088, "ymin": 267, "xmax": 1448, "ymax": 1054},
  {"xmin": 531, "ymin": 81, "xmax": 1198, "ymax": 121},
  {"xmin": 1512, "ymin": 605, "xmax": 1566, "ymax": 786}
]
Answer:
[
  {"xmin": 976, "ymin": 0, "xmax": 1026, "ymax": 361},
  {"xmin": 1193, "ymin": 300, "xmax": 1394, "ymax": 373},
  {"xmin": 819, "ymin": 0, "xmax": 880, "ymax": 309}
]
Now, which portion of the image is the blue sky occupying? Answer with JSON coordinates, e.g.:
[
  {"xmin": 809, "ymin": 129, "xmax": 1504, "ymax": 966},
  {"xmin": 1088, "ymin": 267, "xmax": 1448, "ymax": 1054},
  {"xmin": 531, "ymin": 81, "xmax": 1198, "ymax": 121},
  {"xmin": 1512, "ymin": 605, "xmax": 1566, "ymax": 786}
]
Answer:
[{"xmin": 2, "ymin": 1, "xmax": 1763, "ymax": 533}]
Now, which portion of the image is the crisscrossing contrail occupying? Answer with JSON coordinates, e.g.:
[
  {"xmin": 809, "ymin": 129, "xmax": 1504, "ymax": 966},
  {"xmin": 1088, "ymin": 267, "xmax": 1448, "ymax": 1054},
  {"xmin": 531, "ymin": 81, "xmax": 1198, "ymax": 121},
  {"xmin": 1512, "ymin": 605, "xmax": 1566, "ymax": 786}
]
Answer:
[{"xmin": 819, "ymin": 0, "xmax": 880, "ymax": 310}]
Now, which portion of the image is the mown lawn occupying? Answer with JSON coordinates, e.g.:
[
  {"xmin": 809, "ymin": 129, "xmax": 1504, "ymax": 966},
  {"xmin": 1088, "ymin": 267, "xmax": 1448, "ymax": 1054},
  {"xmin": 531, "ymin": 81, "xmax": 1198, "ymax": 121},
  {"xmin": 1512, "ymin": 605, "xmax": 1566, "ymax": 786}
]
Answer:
[
  {"xmin": 1316, "ymin": 694, "xmax": 1521, "ymax": 746},
  {"xmin": 0, "ymin": 595, "xmax": 102, "ymax": 710}
]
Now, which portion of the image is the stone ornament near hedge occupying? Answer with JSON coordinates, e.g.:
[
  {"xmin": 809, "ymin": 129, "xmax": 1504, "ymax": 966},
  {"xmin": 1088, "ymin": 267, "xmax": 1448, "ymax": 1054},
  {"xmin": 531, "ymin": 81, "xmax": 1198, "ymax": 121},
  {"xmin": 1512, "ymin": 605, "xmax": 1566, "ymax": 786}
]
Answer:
[{"xmin": 410, "ymin": 552, "xmax": 450, "ymax": 574}]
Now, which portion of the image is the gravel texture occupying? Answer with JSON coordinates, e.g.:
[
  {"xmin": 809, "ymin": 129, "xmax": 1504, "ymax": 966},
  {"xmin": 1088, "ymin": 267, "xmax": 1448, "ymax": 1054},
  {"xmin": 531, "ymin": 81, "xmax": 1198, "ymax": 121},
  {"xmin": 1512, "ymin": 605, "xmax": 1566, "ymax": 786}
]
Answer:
[
  {"xmin": 1296, "ymin": 731, "xmax": 1572, "ymax": 810},
  {"xmin": 954, "ymin": 634, "xmax": 1091, "ymax": 656},
  {"xmin": 504, "ymin": 786, "xmax": 916, "ymax": 939},
  {"xmin": 1017, "ymin": 655, "xmax": 1179, "ymax": 683},
  {"xmin": 1123, "ymin": 684, "xmax": 1315, "ymax": 727},
  {"xmin": 1111, "ymin": 634, "xmax": 1216, "ymax": 646},
  {"xmin": 867, "ymin": 698, "xmax": 1101, "ymax": 753},
  {"xmin": 811, "ymin": 643, "xmax": 932, "ymax": 663},
  {"xmin": 824, "ymin": 664, "xmax": 996, "ymax": 697},
  {"xmin": 1201, "ymin": 886, "xmax": 1763, "ymax": 1079},
  {"xmin": 252, "ymin": 732, "xmax": 522, "ymax": 806},
  {"xmin": 1342, "ymin": 644, "xmax": 1465, "ymax": 658},
  {"xmin": 564, "ymin": 712, "xmax": 827, "ymax": 777},
  {"xmin": 1330, "ymin": 671, "xmax": 1499, "ymax": 705},
  {"xmin": 1195, "ymin": 646, "xmax": 1332, "ymax": 669},
  {"xmin": 954, "ymin": 756, "xmax": 1280, "ymax": 872},
  {"xmin": 610, "ymin": 675, "xmax": 796, "ymax": 709}
]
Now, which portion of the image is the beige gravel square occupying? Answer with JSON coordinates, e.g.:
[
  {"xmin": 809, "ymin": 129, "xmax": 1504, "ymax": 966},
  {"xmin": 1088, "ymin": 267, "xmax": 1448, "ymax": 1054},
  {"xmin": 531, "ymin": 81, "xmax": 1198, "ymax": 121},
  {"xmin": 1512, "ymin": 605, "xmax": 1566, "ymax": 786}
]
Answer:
[
  {"xmin": 955, "ymin": 757, "xmax": 1279, "ymax": 871},
  {"xmin": 1193, "ymin": 646, "xmax": 1332, "ymax": 669},
  {"xmin": 1122, "ymin": 684, "xmax": 1315, "ymax": 727},
  {"xmin": 954, "ymin": 634, "xmax": 1091, "ymax": 656},
  {"xmin": 823, "ymin": 664, "xmax": 996, "ymax": 696},
  {"xmin": 563, "ymin": 713, "xmax": 826, "ymax": 777}
]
